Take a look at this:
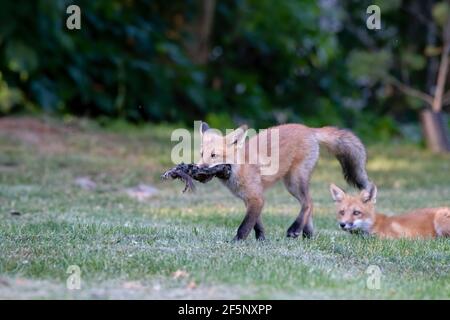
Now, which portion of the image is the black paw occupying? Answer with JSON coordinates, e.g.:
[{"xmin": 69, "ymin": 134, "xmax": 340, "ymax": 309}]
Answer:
[
  {"xmin": 302, "ymin": 230, "xmax": 314, "ymax": 239},
  {"xmin": 231, "ymin": 235, "xmax": 244, "ymax": 242},
  {"xmin": 286, "ymin": 230, "xmax": 301, "ymax": 238},
  {"xmin": 256, "ymin": 234, "xmax": 266, "ymax": 241}
]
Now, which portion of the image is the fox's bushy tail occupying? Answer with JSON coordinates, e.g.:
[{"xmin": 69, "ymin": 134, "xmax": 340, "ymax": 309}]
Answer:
[{"xmin": 315, "ymin": 127, "xmax": 371, "ymax": 190}]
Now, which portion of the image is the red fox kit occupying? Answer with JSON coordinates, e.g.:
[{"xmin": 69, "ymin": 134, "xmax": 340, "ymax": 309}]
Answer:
[
  {"xmin": 329, "ymin": 183, "xmax": 450, "ymax": 239},
  {"xmin": 198, "ymin": 122, "xmax": 372, "ymax": 241}
]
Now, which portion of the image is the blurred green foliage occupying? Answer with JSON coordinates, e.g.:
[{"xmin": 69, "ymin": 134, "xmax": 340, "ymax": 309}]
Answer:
[{"xmin": 0, "ymin": 0, "xmax": 448, "ymax": 142}]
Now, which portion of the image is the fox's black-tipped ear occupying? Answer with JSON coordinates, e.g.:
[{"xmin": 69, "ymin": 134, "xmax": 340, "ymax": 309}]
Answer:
[
  {"xmin": 361, "ymin": 183, "xmax": 377, "ymax": 203},
  {"xmin": 200, "ymin": 122, "xmax": 210, "ymax": 135},
  {"xmin": 330, "ymin": 183, "xmax": 345, "ymax": 202},
  {"xmin": 227, "ymin": 124, "xmax": 248, "ymax": 146}
]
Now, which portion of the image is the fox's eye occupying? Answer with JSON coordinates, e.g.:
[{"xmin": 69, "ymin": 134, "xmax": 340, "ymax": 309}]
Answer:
[
  {"xmin": 353, "ymin": 210, "xmax": 361, "ymax": 216},
  {"xmin": 339, "ymin": 210, "xmax": 345, "ymax": 216},
  {"xmin": 211, "ymin": 153, "xmax": 217, "ymax": 158}
]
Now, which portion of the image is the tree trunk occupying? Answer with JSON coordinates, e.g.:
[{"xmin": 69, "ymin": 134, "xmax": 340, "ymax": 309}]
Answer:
[
  {"xmin": 432, "ymin": 43, "xmax": 450, "ymax": 112},
  {"xmin": 187, "ymin": 0, "xmax": 216, "ymax": 65},
  {"xmin": 425, "ymin": 0, "xmax": 439, "ymax": 95},
  {"xmin": 420, "ymin": 110, "xmax": 450, "ymax": 152},
  {"xmin": 421, "ymin": 15, "xmax": 450, "ymax": 152}
]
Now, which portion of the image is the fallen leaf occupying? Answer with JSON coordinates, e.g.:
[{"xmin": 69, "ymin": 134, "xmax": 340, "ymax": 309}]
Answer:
[
  {"xmin": 186, "ymin": 281, "xmax": 197, "ymax": 289},
  {"xmin": 15, "ymin": 278, "xmax": 28, "ymax": 286},
  {"xmin": 122, "ymin": 281, "xmax": 144, "ymax": 290},
  {"xmin": 172, "ymin": 270, "xmax": 189, "ymax": 279}
]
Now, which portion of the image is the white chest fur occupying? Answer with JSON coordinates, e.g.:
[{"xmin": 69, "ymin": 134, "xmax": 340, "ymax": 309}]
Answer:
[
  {"xmin": 221, "ymin": 165, "xmax": 246, "ymax": 200},
  {"xmin": 220, "ymin": 164, "xmax": 263, "ymax": 201}
]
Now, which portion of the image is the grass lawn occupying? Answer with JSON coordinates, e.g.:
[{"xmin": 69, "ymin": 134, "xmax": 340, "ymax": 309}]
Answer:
[{"xmin": 0, "ymin": 116, "xmax": 449, "ymax": 299}]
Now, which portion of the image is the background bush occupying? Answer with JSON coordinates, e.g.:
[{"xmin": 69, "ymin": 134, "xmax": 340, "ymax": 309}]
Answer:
[{"xmin": 0, "ymin": 0, "xmax": 448, "ymax": 142}]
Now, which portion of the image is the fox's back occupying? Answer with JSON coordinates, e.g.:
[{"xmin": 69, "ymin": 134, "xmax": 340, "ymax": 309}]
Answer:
[
  {"xmin": 380, "ymin": 207, "xmax": 450, "ymax": 238},
  {"xmin": 245, "ymin": 124, "xmax": 316, "ymax": 186},
  {"xmin": 248, "ymin": 123, "xmax": 313, "ymax": 145}
]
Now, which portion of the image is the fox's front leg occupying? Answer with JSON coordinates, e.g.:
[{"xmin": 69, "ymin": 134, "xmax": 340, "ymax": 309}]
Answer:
[
  {"xmin": 254, "ymin": 216, "xmax": 265, "ymax": 240},
  {"xmin": 233, "ymin": 197, "xmax": 264, "ymax": 241}
]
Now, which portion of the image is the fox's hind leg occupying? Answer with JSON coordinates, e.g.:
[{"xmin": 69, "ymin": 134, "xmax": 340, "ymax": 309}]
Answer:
[
  {"xmin": 284, "ymin": 145, "xmax": 319, "ymax": 238},
  {"xmin": 284, "ymin": 177, "xmax": 313, "ymax": 238}
]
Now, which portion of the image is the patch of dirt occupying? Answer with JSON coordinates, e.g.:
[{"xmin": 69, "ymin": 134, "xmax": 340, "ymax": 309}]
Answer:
[
  {"xmin": 125, "ymin": 184, "xmax": 159, "ymax": 201},
  {"xmin": 0, "ymin": 116, "xmax": 165, "ymax": 183},
  {"xmin": 0, "ymin": 117, "xmax": 136, "ymax": 158},
  {"xmin": 74, "ymin": 176, "xmax": 97, "ymax": 190},
  {"xmin": 0, "ymin": 117, "xmax": 77, "ymax": 154}
]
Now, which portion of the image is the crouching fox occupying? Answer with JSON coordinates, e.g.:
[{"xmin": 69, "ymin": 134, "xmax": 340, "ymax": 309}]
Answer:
[
  {"xmin": 198, "ymin": 122, "xmax": 372, "ymax": 241},
  {"xmin": 330, "ymin": 183, "xmax": 450, "ymax": 239}
]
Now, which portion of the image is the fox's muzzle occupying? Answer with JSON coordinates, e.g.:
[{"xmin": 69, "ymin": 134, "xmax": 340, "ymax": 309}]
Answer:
[{"xmin": 340, "ymin": 222, "xmax": 353, "ymax": 230}]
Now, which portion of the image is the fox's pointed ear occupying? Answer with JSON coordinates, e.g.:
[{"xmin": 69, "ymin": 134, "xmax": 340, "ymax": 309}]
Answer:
[
  {"xmin": 227, "ymin": 124, "xmax": 248, "ymax": 147},
  {"xmin": 330, "ymin": 184, "xmax": 345, "ymax": 202},
  {"xmin": 361, "ymin": 184, "xmax": 377, "ymax": 203},
  {"xmin": 199, "ymin": 122, "xmax": 210, "ymax": 136}
]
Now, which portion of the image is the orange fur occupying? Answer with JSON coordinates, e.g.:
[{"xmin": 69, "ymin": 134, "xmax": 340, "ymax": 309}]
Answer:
[
  {"xmin": 198, "ymin": 122, "xmax": 370, "ymax": 240},
  {"xmin": 329, "ymin": 183, "xmax": 450, "ymax": 239}
]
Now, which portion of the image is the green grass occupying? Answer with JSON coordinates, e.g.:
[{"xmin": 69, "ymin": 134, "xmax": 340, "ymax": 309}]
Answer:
[{"xmin": 0, "ymin": 117, "xmax": 449, "ymax": 299}]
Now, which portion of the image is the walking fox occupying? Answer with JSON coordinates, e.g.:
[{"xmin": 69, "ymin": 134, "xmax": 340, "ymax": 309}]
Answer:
[
  {"xmin": 198, "ymin": 122, "xmax": 372, "ymax": 241},
  {"xmin": 330, "ymin": 183, "xmax": 450, "ymax": 239}
]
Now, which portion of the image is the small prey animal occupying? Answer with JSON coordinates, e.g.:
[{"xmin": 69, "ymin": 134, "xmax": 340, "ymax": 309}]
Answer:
[{"xmin": 161, "ymin": 163, "xmax": 232, "ymax": 192}]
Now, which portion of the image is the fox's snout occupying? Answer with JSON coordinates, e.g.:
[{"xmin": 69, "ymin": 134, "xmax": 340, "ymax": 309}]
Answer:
[
  {"xmin": 339, "ymin": 222, "xmax": 353, "ymax": 230},
  {"xmin": 197, "ymin": 162, "xmax": 221, "ymax": 169}
]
